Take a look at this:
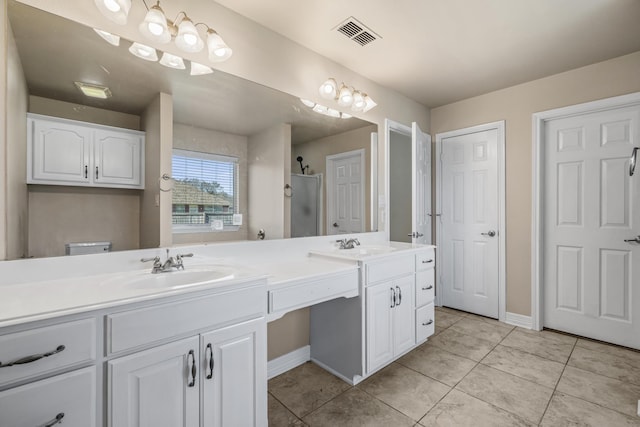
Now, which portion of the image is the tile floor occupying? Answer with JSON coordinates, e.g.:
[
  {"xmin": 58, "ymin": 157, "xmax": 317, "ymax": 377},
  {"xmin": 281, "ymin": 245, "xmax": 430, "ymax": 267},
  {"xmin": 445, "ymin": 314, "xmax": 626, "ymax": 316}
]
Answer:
[{"xmin": 268, "ymin": 307, "xmax": 640, "ymax": 426}]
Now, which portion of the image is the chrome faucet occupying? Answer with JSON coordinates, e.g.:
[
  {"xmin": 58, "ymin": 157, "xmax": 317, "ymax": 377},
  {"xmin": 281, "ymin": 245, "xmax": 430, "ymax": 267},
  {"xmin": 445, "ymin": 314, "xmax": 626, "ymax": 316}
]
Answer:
[
  {"xmin": 336, "ymin": 238, "xmax": 360, "ymax": 250},
  {"xmin": 141, "ymin": 249, "xmax": 193, "ymax": 274}
]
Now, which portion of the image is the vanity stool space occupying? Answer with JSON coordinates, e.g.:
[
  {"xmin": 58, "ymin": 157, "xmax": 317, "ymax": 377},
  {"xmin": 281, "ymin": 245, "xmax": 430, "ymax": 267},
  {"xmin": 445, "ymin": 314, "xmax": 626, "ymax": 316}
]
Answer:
[
  {"xmin": 0, "ymin": 278, "xmax": 267, "ymax": 427},
  {"xmin": 309, "ymin": 245, "xmax": 436, "ymax": 385}
]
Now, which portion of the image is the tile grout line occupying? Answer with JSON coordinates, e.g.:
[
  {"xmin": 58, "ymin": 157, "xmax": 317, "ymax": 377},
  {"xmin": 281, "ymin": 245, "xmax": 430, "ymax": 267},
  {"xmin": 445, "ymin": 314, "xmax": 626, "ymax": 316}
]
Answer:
[{"xmin": 267, "ymin": 390, "xmax": 307, "ymax": 425}]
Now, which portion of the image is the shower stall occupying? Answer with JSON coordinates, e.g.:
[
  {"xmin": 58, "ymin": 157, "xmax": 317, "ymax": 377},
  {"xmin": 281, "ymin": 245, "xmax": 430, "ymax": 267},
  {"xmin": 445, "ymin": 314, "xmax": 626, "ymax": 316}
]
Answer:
[{"xmin": 290, "ymin": 174, "xmax": 322, "ymax": 237}]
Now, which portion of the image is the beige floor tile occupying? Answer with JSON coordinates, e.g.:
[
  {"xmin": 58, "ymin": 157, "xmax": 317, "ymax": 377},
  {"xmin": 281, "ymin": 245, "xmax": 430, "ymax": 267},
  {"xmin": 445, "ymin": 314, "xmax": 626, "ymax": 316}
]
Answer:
[
  {"xmin": 576, "ymin": 338, "xmax": 640, "ymax": 364},
  {"xmin": 419, "ymin": 389, "xmax": 534, "ymax": 427},
  {"xmin": 397, "ymin": 344, "xmax": 477, "ymax": 386},
  {"xmin": 556, "ymin": 366, "xmax": 640, "ymax": 418},
  {"xmin": 269, "ymin": 394, "xmax": 307, "ymax": 426},
  {"xmin": 481, "ymin": 345, "xmax": 565, "ymax": 388},
  {"xmin": 524, "ymin": 328, "xmax": 578, "ymax": 346},
  {"xmin": 434, "ymin": 311, "xmax": 464, "ymax": 329},
  {"xmin": 435, "ymin": 306, "xmax": 468, "ymax": 316},
  {"xmin": 540, "ymin": 392, "xmax": 640, "ymax": 427},
  {"xmin": 455, "ymin": 364, "xmax": 553, "ymax": 424},
  {"xmin": 449, "ymin": 317, "xmax": 514, "ymax": 344},
  {"xmin": 358, "ymin": 363, "xmax": 450, "ymax": 421},
  {"xmin": 500, "ymin": 328, "xmax": 575, "ymax": 363},
  {"xmin": 462, "ymin": 313, "xmax": 504, "ymax": 326},
  {"xmin": 269, "ymin": 362, "xmax": 351, "ymax": 418},
  {"xmin": 302, "ymin": 388, "xmax": 414, "ymax": 427},
  {"xmin": 427, "ymin": 328, "xmax": 496, "ymax": 361},
  {"xmin": 569, "ymin": 345, "xmax": 640, "ymax": 386},
  {"xmin": 433, "ymin": 325, "xmax": 447, "ymax": 336}
]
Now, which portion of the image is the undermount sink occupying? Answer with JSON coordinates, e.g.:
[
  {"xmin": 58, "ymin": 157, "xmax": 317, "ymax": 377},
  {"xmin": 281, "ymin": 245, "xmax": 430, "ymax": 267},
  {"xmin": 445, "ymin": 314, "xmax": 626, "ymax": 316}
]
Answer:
[
  {"xmin": 309, "ymin": 245, "xmax": 398, "ymax": 260},
  {"xmin": 103, "ymin": 267, "xmax": 236, "ymax": 290}
]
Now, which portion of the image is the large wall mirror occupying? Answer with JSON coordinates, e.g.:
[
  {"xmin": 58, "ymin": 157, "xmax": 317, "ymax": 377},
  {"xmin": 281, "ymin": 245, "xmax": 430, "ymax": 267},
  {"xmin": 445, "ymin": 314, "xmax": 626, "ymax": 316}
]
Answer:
[{"xmin": 7, "ymin": 0, "xmax": 378, "ymax": 258}]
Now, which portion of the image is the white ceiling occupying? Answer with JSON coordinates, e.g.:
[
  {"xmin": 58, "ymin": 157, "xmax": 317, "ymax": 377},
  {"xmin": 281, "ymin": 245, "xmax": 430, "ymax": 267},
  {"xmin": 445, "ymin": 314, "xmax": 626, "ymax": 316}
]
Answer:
[{"xmin": 215, "ymin": 0, "xmax": 640, "ymax": 108}]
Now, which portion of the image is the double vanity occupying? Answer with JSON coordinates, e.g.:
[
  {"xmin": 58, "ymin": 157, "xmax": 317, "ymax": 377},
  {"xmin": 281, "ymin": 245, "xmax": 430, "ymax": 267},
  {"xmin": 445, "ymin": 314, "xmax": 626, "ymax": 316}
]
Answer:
[{"xmin": 0, "ymin": 233, "xmax": 435, "ymax": 426}]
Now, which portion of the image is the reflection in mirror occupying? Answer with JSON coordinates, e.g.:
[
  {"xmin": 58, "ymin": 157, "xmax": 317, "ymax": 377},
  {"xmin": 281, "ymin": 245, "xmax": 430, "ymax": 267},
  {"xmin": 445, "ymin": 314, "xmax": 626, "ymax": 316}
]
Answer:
[{"xmin": 7, "ymin": 1, "xmax": 378, "ymax": 258}]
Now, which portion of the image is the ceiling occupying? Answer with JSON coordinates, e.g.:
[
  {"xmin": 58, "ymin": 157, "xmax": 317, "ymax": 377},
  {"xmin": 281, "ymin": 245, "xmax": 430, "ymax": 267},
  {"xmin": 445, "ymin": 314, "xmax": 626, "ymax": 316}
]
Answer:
[
  {"xmin": 8, "ymin": 1, "xmax": 373, "ymax": 143},
  {"xmin": 215, "ymin": 0, "xmax": 640, "ymax": 108}
]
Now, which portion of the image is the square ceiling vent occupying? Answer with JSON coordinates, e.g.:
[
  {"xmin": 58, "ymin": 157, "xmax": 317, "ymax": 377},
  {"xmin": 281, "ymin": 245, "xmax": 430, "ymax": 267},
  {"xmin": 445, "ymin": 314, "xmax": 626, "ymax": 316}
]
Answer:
[{"xmin": 334, "ymin": 16, "xmax": 381, "ymax": 46}]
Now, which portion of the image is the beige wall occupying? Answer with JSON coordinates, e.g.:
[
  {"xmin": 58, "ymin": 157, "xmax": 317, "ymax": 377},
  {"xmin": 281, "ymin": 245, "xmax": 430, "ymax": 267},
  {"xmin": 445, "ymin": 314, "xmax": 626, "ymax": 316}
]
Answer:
[
  {"xmin": 6, "ymin": 19, "xmax": 27, "ymax": 259},
  {"xmin": 28, "ymin": 186, "xmax": 140, "ymax": 257},
  {"xmin": 431, "ymin": 51, "xmax": 640, "ymax": 316},
  {"xmin": 267, "ymin": 308, "xmax": 310, "ymax": 360},
  {"xmin": 29, "ymin": 96, "xmax": 140, "ymax": 130},
  {"xmin": 247, "ymin": 123, "xmax": 291, "ymax": 241},
  {"xmin": 293, "ymin": 124, "xmax": 376, "ymax": 233},
  {"xmin": 172, "ymin": 123, "xmax": 249, "ymax": 244}
]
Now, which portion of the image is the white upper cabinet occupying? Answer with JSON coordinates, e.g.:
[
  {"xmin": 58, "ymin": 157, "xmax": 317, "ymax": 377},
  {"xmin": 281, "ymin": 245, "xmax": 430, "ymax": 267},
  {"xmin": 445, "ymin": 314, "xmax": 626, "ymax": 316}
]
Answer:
[{"xmin": 27, "ymin": 113, "xmax": 145, "ymax": 189}]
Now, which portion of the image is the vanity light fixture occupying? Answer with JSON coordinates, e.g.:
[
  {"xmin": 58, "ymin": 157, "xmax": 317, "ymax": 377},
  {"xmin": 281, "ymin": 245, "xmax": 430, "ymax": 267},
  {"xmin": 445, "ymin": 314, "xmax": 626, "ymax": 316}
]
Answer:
[
  {"xmin": 129, "ymin": 42, "xmax": 158, "ymax": 61},
  {"xmin": 159, "ymin": 52, "xmax": 185, "ymax": 69},
  {"xmin": 318, "ymin": 78, "xmax": 376, "ymax": 113},
  {"xmin": 190, "ymin": 61, "xmax": 214, "ymax": 76},
  {"xmin": 93, "ymin": 28, "xmax": 120, "ymax": 46},
  {"xmin": 74, "ymin": 82, "xmax": 112, "ymax": 99},
  {"xmin": 95, "ymin": 0, "xmax": 232, "ymax": 62},
  {"xmin": 299, "ymin": 98, "xmax": 352, "ymax": 119}
]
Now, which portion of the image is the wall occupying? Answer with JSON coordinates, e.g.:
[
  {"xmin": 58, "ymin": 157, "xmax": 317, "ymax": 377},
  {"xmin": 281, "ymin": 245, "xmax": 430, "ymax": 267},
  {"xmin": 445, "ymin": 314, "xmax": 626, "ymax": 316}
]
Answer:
[
  {"xmin": 0, "ymin": 0, "xmax": 7, "ymax": 260},
  {"xmin": 140, "ymin": 92, "xmax": 173, "ymax": 249},
  {"xmin": 5, "ymin": 19, "xmax": 27, "ymax": 259},
  {"xmin": 431, "ymin": 51, "xmax": 640, "ymax": 316},
  {"xmin": 26, "ymin": 96, "xmax": 142, "ymax": 257},
  {"xmin": 172, "ymin": 123, "xmax": 249, "ymax": 244},
  {"xmin": 389, "ymin": 130, "xmax": 412, "ymax": 243},
  {"xmin": 293, "ymin": 124, "xmax": 376, "ymax": 233},
  {"xmin": 247, "ymin": 123, "xmax": 291, "ymax": 241}
]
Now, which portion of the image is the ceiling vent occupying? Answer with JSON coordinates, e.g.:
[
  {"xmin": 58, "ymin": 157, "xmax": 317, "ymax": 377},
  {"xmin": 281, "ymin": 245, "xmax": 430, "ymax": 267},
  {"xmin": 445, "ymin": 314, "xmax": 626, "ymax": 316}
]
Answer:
[{"xmin": 335, "ymin": 17, "xmax": 380, "ymax": 46}]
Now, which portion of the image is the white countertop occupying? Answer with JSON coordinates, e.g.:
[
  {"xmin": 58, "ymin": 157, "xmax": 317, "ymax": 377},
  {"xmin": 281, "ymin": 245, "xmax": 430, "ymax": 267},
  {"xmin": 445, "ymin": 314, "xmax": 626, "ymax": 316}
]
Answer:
[{"xmin": 308, "ymin": 241, "xmax": 434, "ymax": 262}]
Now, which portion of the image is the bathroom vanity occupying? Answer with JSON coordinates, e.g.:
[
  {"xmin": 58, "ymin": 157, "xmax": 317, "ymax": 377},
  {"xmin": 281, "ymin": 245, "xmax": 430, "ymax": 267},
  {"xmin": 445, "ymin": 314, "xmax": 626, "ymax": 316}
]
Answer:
[{"xmin": 0, "ymin": 233, "xmax": 434, "ymax": 426}]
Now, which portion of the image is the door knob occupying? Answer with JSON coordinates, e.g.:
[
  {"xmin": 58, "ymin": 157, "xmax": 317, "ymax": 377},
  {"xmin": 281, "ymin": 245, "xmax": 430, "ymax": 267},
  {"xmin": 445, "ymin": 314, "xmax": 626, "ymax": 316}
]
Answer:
[
  {"xmin": 333, "ymin": 222, "xmax": 339, "ymax": 228},
  {"xmin": 481, "ymin": 230, "xmax": 496, "ymax": 237},
  {"xmin": 408, "ymin": 232, "xmax": 424, "ymax": 238},
  {"xmin": 624, "ymin": 235, "xmax": 640, "ymax": 244}
]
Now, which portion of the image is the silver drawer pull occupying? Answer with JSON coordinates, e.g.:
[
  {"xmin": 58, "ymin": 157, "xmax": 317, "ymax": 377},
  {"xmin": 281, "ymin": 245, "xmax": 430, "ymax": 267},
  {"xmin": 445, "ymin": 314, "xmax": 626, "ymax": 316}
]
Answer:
[
  {"xmin": 43, "ymin": 413, "xmax": 65, "ymax": 427},
  {"xmin": 422, "ymin": 319, "xmax": 434, "ymax": 326},
  {"xmin": 0, "ymin": 345, "xmax": 65, "ymax": 368},
  {"xmin": 187, "ymin": 350, "xmax": 196, "ymax": 387},
  {"xmin": 421, "ymin": 259, "xmax": 433, "ymax": 264},
  {"xmin": 422, "ymin": 285, "xmax": 434, "ymax": 291}
]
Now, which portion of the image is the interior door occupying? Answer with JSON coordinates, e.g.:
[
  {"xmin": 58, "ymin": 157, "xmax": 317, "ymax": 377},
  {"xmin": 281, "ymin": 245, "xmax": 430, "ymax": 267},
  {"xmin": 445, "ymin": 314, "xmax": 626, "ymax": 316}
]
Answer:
[
  {"xmin": 543, "ymin": 105, "xmax": 640, "ymax": 349},
  {"xmin": 327, "ymin": 150, "xmax": 364, "ymax": 235},
  {"xmin": 439, "ymin": 128, "xmax": 499, "ymax": 318},
  {"xmin": 411, "ymin": 123, "xmax": 432, "ymax": 244}
]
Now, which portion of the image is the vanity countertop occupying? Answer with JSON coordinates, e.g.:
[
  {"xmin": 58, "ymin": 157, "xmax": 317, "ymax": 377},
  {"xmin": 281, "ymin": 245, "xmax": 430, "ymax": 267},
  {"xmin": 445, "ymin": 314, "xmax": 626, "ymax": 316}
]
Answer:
[{"xmin": 308, "ymin": 241, "xmax": 435, "ymax": 262}]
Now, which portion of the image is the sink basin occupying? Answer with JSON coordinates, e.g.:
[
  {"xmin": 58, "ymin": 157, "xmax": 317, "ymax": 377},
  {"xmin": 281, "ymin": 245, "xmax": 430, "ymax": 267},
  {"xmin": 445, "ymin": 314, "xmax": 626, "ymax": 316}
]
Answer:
[
  {"xmin": 309, "ymin": 245, "xmax": 397, "ymax": 260},
  {"xmin": 103, "ymin": 267, "xmax": 236, "ymax": 290}
]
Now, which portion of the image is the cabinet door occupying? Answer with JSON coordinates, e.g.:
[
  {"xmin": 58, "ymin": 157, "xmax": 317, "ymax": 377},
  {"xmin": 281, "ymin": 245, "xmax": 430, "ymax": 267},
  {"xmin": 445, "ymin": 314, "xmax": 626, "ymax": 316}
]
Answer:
[
  {"xmin": 201, "ymin": 318, "xmax": 267, "ymax": 427},
  {"xmin": 108, "ymin": 336, "xmax": 199, "ymax": 427},
  {"xmin": 94, "ymin": 129, "xmax": 143, "ymax": 187},
  {"xmin": 392, "ymin": 275, "xmax": 416, "ymax": 356},
  {"xmin": 0, "ymin": 366, "xmax": 96, "ymax": 427},
  {"xmin": 29, "ymin": 118, "xmax": 91, "ymax": 184},
  {"xmin": 366, "ymin": 282, "xmax": 394, "ymax": 374}
]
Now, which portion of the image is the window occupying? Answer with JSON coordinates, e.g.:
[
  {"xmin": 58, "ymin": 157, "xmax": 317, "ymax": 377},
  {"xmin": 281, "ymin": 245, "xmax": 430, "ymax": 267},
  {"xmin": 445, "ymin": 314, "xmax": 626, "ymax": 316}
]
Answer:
[{"xmin": 171, "ymin": 149, "xmax": 239, "ymax": 232}]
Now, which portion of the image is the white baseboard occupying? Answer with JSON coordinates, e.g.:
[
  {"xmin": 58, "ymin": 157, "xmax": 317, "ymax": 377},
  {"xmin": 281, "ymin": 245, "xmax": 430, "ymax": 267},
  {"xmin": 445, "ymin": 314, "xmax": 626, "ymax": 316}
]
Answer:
[
  {"xmin": 505, "ymin": 312, "xmax": 533, "ymax": 329},
  {"xmin": 267, "ymin": 345, "xmax": 310, "ymax": 380}
]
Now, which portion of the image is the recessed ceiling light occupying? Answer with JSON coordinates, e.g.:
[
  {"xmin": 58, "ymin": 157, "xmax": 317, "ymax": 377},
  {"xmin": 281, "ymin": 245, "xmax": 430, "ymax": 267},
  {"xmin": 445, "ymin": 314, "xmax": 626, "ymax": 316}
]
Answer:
[
  {"xmin": 74, "ymin": 82, "xmax": 112, "ymax": 99},
  {"xmin": 93, "ymin": 28, "xmax": 120, "ymax": 46}
]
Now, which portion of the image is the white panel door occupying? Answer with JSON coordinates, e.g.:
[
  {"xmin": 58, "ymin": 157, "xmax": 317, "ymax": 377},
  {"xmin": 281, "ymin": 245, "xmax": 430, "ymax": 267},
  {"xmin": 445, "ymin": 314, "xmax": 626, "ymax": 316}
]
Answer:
[
  {"xmin": 440, "ymin": 129, "xmax": 499, "ymax": 318},
  {"xmin": 411, "ymin": 123, "xmax": 432, "ymax": 244},
  {"xmin": 109, "ymin": 337, "xmax": 200, "ymax": 427},
  {"xmin": 544, "ymin": 105, "xmax": 640, "ymax": 349},
  {"xmin": 327, "ymin": 150, "xmax": 364, "ymax": 235},
  {"xmin": 202, "ymin": 318, "xmax": 267, "ymax": 427},
  {"xmin": 392, "ymin": 275, "xmax": 416, "ymax": 356},
  {"xmin": 94, "ymin": 129, "xmax": 143, "ymax": 187}
]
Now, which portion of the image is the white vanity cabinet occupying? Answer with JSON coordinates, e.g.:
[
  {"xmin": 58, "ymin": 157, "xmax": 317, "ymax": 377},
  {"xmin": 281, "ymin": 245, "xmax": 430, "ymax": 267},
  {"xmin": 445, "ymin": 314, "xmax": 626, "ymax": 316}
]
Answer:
[
  {"xmin": 107, "ymin": 284, "xmax": 267, "ymax": 427},
  {"xmin": 27, "ymin": 113, "xmax": 144, "ymax": 189},
  {"xmin": 415, "ymin": 249, "xmax": 436, "ymax": 343}
]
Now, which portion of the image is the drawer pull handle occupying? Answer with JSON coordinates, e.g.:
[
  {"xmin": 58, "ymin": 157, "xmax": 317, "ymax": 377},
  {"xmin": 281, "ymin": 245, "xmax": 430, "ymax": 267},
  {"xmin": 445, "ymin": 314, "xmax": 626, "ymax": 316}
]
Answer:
[
  {"xmin": 422, "ymin": 259, "xmax": 434, "ymax": 264},
  {"xmin": 95, "ymin": 166, "xmax": 99, "ymax": 180},
  {"xmin": 422, "ymin": 285, "xmax": 434, "ymax": 291},
  {"xmin": 187, "ymin": 350, "xmax": 196, "ymax": 387},
  {"xmin": 0, "ymin": 345, "xmax": 65, "ymax": 368},
  {"xmin": 390, "ymin": 287, "xmax": 396, "ymax": 308},
  {"xmin": 396, "ymin": 286, "xmax": 402, "ymax": 306},
  {"xmin": 206, "ymin": 343, "xmax": 214, "ymax": 380},
  {"xmin": 43, "ymin": 412, "xmax": 65, "ymax": 427},
  {"xmin": 422, "ymin": 319, "xmax": 434, "ymax": 326},
  {"xmin": 84, "ymin": 165, "xmax": 88, "ymax": 178}
]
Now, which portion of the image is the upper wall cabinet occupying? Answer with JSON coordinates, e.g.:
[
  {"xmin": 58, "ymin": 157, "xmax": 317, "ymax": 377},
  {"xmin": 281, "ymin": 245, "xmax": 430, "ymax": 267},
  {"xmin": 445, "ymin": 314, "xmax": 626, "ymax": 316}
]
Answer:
[{"xmin": 27, "ymin": 113, "xmax": 145, "ymax": 189}]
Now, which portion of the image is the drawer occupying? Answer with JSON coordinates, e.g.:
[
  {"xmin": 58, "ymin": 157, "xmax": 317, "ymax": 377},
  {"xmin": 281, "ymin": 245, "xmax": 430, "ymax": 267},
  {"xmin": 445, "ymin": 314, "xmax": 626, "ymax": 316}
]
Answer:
[
  {"xmin": 416, "ymin": 303, "xmax": 435, "ymax": 343},
  {"xmin": 365, "ymin": 255, "xmax": 414, "ymax": 284},
  {"xmin": 415, "ymin": 249, "xmax": 435, "ymax": 271},
  {"xmin": 269, "ymin": 269, "xmax": 358, "ymax": 314},
  {"xmin": 0, "ymin": 366, "xmax": 96, "ymax": 427},
  {"xmin": 107, "ymin": 285, "xmax": 265, "ymax": 354},
  {"xmin": 0, "ymin": 318, "xmax": 96, "ymax": 386},
  {"xmin": 415, "ymin": 270, "xmax": 435, "ymax": 307}
]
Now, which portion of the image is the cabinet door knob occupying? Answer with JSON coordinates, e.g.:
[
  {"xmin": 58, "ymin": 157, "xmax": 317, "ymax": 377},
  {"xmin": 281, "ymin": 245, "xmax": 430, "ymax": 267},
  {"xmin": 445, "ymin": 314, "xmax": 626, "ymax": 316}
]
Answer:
[
  {"xmin": 187, "ymin": 350, "xmax": 197, "ymax": 387},
  {"xmin": 422, "ymin": 319, "xmax": 434, "ymax": 326},
  {"xmin": 206, "ymin": 343, "xmax": 214, "ymax": 380}
]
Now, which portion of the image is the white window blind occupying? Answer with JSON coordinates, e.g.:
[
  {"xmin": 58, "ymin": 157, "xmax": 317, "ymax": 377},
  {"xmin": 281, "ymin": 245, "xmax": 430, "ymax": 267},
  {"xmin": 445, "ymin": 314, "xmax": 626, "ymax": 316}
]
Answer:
[{"xmin": 171, "ymin": 149, "xmax": 238, "ymax": 229}]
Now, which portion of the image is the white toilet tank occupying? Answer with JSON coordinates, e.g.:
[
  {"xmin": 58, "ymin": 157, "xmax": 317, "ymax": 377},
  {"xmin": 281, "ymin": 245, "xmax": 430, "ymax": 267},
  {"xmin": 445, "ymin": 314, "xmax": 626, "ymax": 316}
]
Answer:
[{"xmin": 65, "ymin": 241, "xmax": 112, "ymax": 255}]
